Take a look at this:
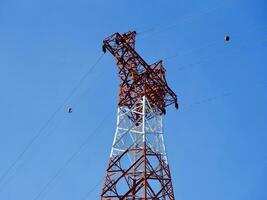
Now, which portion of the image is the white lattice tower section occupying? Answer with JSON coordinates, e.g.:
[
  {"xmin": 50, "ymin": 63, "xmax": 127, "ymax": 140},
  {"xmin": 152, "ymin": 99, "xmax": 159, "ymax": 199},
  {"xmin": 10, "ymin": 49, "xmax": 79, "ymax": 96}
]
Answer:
[{"xmin": 101, "ymin": 96, "xmax": 174, "ymax": 199}]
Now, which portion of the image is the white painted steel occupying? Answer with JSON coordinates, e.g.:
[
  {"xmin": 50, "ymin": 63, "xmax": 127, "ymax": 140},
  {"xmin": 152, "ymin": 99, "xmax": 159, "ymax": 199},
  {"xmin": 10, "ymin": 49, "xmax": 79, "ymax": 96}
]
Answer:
[{"xmin": 109, "ymin": 96, "xmax": 169, "ymax": 164}]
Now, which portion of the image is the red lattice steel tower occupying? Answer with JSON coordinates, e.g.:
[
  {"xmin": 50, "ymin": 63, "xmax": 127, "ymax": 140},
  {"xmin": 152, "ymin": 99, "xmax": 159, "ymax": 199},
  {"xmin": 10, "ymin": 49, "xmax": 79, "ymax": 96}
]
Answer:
[{"xmin": 101, "ymin": 31, "xmax": 178, "ymax": 200}]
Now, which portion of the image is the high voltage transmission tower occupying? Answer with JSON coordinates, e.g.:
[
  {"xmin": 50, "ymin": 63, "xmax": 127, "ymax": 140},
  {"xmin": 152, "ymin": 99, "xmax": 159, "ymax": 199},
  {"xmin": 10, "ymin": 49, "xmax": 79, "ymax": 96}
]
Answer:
[{"xmin": 101, "ymin": 31, "xmax": 178, "ymax": 200}]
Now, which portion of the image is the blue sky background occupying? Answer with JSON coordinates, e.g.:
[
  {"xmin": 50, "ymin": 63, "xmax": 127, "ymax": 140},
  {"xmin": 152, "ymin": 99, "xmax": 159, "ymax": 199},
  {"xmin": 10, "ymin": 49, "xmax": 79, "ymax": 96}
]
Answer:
[{"xmin": 0, "ymin": 0, "xmax": 266, "ymax": 199}]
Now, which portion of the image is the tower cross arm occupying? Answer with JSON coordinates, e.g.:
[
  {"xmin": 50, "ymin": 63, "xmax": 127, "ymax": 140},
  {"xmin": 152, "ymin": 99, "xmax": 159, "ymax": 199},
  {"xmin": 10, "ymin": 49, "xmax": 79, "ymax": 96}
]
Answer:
[{"xmin": 102, "ymin": 31, "xmax": 179, "ymax": 113}]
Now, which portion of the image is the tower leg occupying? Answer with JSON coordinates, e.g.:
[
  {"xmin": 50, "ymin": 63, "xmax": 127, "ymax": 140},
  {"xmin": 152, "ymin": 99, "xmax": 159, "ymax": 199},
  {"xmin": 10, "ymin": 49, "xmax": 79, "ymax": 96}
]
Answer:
[{"xmin": 100, "ymin": 97, "xmax": 175, "ymax": 200}]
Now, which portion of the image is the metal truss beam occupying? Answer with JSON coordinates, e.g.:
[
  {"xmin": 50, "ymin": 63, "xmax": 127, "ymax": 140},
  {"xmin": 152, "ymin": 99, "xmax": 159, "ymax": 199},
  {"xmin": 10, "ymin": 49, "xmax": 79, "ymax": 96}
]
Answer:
[{"xmin": 101, "ymin": 31, "xmax": 177, "ymax": 200}]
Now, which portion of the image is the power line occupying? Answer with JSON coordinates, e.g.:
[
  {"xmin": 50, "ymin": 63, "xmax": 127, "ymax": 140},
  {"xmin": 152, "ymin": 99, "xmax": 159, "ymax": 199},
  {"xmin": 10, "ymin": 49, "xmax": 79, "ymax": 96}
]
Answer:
[
  {"xmin": 1, "ymin": 15, "xmax": 266, "ymax": 197},
  {"xmin": 137, "ymin": 2, "xmax": 267, "ymax": 40},
  {"xmin": 80, "ymin": 83, "xmax": 267, "ymax": 200},
  {"xmin": 32, "ymin": 111, "xmax": 113, "ymax": 200},
  {"xmin": 162, "ymin": 35, "xmax": 267, "ymax": 64},
  {"xmin": 0, "ymin": 114, "xmax": 70, "ymax": 191},
  {"xmin": 4, "ymin": 33, "xmax": 264, "ymax": 192},
  {"xmin": 0, "ymin": 53, "xmax": 105, "ymax": 189},
  {"xmin": 33, "ymin": 35, "xmax": 267, "ymax": 200},
  {"xmin": 82, "ymin": 180, "xmax": 102, "ymax": 200},
  {"xmin": 162, "ymin": 40, "xmax": 218, "ymax": 61},
  {"xmin": 137, "ymin": 1, "xmax": 233, "ymax": 37},
  {"xmin": 183, "ymin": 80, "xmax": 267, "ymax": 111}
]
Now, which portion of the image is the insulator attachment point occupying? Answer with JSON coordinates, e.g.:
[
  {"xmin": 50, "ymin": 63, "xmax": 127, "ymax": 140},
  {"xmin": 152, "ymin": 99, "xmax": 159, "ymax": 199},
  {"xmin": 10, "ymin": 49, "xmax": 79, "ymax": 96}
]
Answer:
[
  {"xmin": 175, "ymin": 102, "xmax": 179, "ymax": 110},
  {"xmin": 102, "ymin": 45, "xmax": 106, "ymax": 53}
]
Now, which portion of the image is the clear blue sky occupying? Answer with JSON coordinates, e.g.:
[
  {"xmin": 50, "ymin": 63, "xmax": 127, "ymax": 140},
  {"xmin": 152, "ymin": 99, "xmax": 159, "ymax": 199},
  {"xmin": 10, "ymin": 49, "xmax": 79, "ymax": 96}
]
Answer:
[{"xmin": 0, "ymin": 0, "xmax": 266, "ymax": 199}]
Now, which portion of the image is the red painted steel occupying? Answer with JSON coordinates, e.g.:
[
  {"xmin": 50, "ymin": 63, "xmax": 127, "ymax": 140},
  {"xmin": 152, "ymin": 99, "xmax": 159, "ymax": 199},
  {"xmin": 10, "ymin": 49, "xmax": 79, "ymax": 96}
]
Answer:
[
  {"xmin": 101, "ymin": 31, "xmax": 177, "ymax": 200},
  {"xmin": 102, "ymin": 31, "xmax": 178, "ymax": 119}
]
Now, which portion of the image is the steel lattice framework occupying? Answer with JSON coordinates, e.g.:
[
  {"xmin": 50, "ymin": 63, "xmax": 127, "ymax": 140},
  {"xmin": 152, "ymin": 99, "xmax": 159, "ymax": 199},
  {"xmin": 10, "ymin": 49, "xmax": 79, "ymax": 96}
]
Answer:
[{"xmin": 101, "ymin": 31, "xmax": 178, "ymax": 200}]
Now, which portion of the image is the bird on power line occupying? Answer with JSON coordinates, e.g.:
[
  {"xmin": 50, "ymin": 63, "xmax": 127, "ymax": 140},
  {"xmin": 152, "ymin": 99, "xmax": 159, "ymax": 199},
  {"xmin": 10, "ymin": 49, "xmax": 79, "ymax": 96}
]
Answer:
[
  {"xmin": 67, "ymin": 107, "xmax": 73, "ymax": 113},
  {"xmin": 224, "ymin": 35, "xmax": 230, "ymax": 41}
]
